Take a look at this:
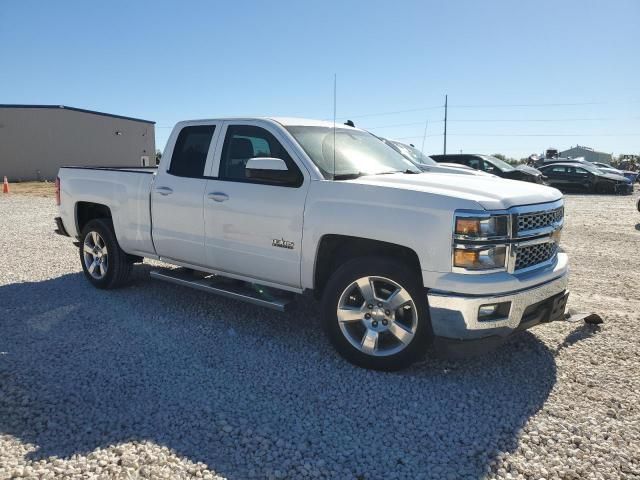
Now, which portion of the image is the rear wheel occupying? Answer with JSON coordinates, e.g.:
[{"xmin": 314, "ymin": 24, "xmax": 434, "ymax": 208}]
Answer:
[
  {"xmin": 80, "ymin": 219, "xmax": 133, "ymax": 289},
  {"xmin": 321, "ymin": 257, "xmax": 431, "ymax": 370}
]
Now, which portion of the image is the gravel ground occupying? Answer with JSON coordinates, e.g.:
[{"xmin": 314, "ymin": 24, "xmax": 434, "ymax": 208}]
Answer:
[{"xmin": 1, "ymin": 191, "xmax": 639, "ymax": 480}]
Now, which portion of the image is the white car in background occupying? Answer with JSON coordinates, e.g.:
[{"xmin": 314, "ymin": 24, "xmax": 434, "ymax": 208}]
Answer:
[
  {"xmin": 380, "ymin": 139, "xmax": 496, "ymax": 177},
  {"xmin": 590, "ymin": 162, "xmax": 638, "ymax": 183}
]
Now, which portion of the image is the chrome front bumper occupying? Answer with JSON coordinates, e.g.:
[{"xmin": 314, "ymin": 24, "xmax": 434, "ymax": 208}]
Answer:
[{"xmin": 428, "ymin": 271, "xmax": 569, "ymax": 341}]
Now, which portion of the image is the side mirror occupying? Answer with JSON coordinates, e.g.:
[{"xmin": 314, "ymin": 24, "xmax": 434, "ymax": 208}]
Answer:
[{"xmin": 245, "ymin": 157, "xmax": 299, "ymax": 185}]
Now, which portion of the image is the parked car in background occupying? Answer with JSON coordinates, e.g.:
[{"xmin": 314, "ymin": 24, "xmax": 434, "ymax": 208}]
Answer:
[
  {"xmin": 590, "ymin": 162, "xmax": 639, "ymax": 184},
  {"xmin": 538, "ymin": 162, "xmax": 633, "ymax": 194},
  {"xmin": 431, "ymin": 154, "xmax": 547, "ymax": 184},
  {"xmin": 438, "ymin": 162, "xmax": 496, "ymax": 174},
  {"xmin": 380, "ymin": 139, "xmax": 494, "ymax": 177}
]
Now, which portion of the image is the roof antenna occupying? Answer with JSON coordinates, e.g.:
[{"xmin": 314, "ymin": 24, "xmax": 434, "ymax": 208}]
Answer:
[
  {"xmin": 333, "ymin": 73, "xmax": 337, "ymax": 180},
  {"xmin": 420, "ymin": 119, "xmax": 429, "ymax": 153}
]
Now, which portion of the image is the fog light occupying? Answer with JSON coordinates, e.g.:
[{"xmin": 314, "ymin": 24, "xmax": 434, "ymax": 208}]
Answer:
[{"xmin": 478, "ymin": 301, "xmax": 511, "ymax": 322}]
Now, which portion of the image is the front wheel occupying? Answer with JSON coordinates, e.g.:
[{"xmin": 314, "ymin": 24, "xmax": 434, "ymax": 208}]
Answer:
[{"xmin": 321, "ymin": 257, "xmax": 431, "ymax": 370}]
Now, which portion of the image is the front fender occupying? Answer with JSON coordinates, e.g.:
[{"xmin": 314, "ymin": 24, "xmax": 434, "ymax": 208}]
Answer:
[{"xmin": 300, "ymin": 181, "xmax": 482, "ymax": 289}]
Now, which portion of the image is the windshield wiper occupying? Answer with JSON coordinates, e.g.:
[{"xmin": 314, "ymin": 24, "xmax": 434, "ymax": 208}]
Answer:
[
  {"xmin": 377, "ymin": 169, "xmax": 420, "ymax": 175},
  {"xmin": 333, "ymin": 169, "xmax": 419, "ymax": 180}
]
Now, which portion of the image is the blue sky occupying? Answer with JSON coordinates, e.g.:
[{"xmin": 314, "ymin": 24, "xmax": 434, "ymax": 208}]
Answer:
[{"xmin": 1, "ymin": 0, "xmax": 638, "ymax": 158}]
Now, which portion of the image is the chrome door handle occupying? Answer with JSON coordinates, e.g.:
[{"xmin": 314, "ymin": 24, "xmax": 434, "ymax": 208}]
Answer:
[
  {"xmin": 208, "ymin": 192, "xmax": 229, "ymax": 202},
  {"xmin": 155, "ymin": 186, "xmax": 173, "ymax": 196}
]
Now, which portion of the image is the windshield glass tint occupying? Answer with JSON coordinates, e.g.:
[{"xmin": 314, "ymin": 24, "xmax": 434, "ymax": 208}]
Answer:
[
  {"xmin": 485, "ymin": 156, "xmax": 515, "ymax": 172},
  {"xmin": 285, "ymin": 126, "xmax": 420, "ymax": 178},
  {"xmin": 390, "ymin": 141, "xmax": 437, "ymax": 166},
  {"xmin": 579, "ymin": 163, "xmax": 603, "ymax": 174}
]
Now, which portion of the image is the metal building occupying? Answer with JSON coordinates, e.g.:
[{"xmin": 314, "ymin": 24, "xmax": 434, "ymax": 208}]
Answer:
[
  {"xmin": 0, "ymin": 105, "xmax": 155, "ymax": 181},
  {"xmin": 560, "ymin": 145, "xmax": 612, "ymax": 164}
]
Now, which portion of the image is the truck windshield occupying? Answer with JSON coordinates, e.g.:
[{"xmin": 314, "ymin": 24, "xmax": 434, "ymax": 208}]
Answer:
[{"xmin": 285, "ymin": 126, "xmax": 421, "ymax": 179}]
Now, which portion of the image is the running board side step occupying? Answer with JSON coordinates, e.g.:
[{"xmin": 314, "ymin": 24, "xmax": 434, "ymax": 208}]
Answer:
[{"xmin": 150, "ymin": 268, "xmax": 295, "ymax": 312}]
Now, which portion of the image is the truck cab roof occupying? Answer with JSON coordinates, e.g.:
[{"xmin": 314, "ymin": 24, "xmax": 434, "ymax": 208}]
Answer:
[{"xmin": 174, "ymin": 117, "xmax": 365, "ymax": 131}]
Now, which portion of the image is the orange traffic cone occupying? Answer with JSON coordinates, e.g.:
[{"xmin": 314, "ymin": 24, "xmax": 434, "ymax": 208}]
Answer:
[{"xmin": 2, "ymin": 176, "xmax": 9, "ymax": 194}]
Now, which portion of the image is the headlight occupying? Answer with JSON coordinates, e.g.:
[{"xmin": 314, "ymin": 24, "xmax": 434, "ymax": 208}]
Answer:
[
  {"xmin": 454, "ymin": 215, "xmax": 509, "ymax": 239},
  {"xmin": 453, "ymin": 245, "xmax": 507, "ymax": 270},
  {"xmin": 453, "ymin": 212, "xmax": 510, "ymax": 272}
]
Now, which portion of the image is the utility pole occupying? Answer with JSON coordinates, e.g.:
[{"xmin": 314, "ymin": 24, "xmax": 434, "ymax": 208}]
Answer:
[{"xmin": 443, "ymin": 94, "xmax": 448, "ymax": 156}]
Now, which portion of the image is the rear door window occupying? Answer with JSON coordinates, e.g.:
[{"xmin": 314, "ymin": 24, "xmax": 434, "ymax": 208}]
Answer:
[
  {"xmin": 168, "ymin": 125, "xmax": 216, "ymax": 178},
  {"xmin": 548, "ymin": 166, "xmax": 567, "ymax": 176}
]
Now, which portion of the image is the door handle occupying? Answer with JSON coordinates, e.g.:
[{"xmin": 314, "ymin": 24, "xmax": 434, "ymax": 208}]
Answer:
[
  {"xmin": 155, "ymin": 186, "xmax": 173, "ymax": 196},
  {"xmin": 208, "ymin": 192, "xmax": 229, "ymax": 202}
]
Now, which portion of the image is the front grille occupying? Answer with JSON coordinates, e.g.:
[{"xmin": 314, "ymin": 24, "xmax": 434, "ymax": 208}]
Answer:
[
  {"xmin": 515, "ymin": 242, "xmax": 558, "ymax": 271},
  {"xmin": 516, "ymin": 207, "xmax": 563, "ymax": 234}
]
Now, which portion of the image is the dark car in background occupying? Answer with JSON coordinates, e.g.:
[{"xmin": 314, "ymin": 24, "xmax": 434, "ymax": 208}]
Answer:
[
  {"xmin": 538, "ymin": 162, "xmax": 633, "ymax": 194},
  {"xmin": 430, "ymin": 154, "xmax": 547, "ymax": 184}
]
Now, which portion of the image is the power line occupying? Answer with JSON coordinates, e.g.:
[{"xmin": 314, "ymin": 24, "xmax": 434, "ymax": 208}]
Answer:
[
  {"xmin": 363, "ymin": 117, "xmax": 639, "ymax": 128},
  {"xmin": 363, "ymin": 121, "xmax": 433, "ymax": 130},
  {"xmin": 443, "ymin": 133, "xmax": 639, "ymax": 137},
  {"xmin": 333, "ymin": 98, "xmax": 639, "ymax": 122},
  {"xmin": 445, "ymin": 117, "xmax": 619, "ymax": 122},
  {"xmin": 394, "ymin": 133, "xmax": 638, "ymax": 139},
  {"xmin": 334, "ymin": 104, "xmax": 443, "ymax": 120},
  {"xmin": 449, "ymin": 101, "xmax": 608, "ymax": 108},
  {"xmin": 395, "ymin": 134, "xmax": 443, "ymax": 140}
]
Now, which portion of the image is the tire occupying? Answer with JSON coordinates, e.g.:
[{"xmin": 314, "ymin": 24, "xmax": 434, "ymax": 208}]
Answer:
[
  {"xmin": 79, "ymin": 218, "xmax": 133, "ymax": 289},
  {"xmin": 321, "ymin": 256, "xmax": 431, "ymax": 371}
]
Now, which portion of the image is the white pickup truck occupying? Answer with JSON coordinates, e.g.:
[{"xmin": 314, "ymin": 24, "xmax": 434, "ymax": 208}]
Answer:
[{"xmin": 55, "ymin": 117, "xmax": 569, "ymax": 370}]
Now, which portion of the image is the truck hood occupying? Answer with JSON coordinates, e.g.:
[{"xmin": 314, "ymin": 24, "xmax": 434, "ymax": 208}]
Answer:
[{"xmin": 351, "ymin": 172, "xmax": 562, "ymax": 210}]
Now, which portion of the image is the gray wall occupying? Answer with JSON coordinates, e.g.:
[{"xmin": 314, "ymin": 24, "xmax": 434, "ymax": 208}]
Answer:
[
  {"xmin": 0, "ymin": 107, "xmax": 155, "ymax": 181},
  {"xmin": 560, "ymin": 146, "xmax": 612, "ymax": 164}
]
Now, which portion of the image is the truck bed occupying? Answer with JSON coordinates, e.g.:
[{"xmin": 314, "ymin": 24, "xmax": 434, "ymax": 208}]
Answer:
[{"xmin": 57, "ymin": 165, "xmax": 157, "ymax": 257}]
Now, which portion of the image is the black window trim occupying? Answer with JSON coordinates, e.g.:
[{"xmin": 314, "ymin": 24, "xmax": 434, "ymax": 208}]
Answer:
[
  {"xmin": 213, "ymin": 122, "xmax": 305, "ymax": 188},
  {"xmin": 167, "ymin": 124, "xmax": 218, "ymax": 179}
]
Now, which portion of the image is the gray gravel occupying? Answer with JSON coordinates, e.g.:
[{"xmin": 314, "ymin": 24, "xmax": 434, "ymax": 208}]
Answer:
[{"xmin": 1, "ymin": 191, "xmax": 639, "ymax": 480}]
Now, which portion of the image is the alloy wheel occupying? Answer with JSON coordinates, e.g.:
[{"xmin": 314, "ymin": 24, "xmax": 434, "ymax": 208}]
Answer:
[
  {"xmin": 336, "ymin": 276, "xmax": 418, "ymax": 357},
  {"xmin": 83, "ymin": 231, "xmax": 109, "ymax": 279}
]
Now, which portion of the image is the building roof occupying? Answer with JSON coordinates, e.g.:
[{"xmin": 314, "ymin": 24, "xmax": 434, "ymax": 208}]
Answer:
[
  {"xmin": 561, "ymin": 145, "xmax": 610, "ymax": 156},
  {"xmin": 0, "ymin": 104, "xmax": 155, "ymax": 124}
]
